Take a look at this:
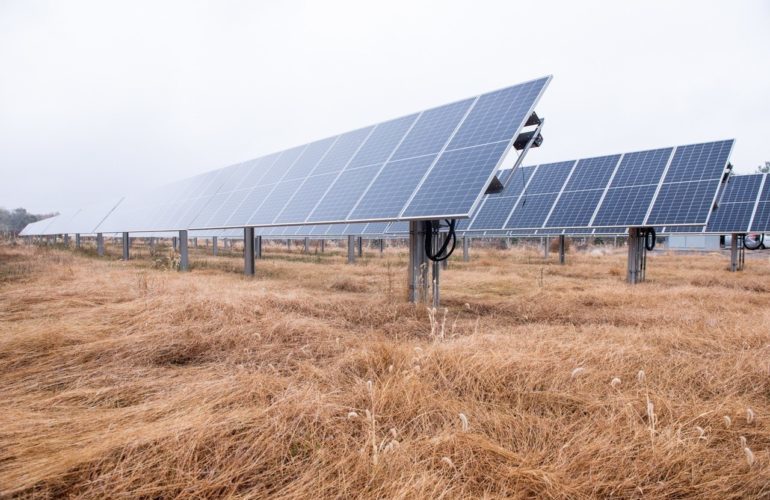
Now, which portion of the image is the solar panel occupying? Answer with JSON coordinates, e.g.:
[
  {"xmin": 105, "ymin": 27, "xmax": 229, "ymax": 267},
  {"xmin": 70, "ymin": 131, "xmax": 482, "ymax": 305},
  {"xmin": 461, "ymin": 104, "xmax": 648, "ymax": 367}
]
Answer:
[
  {"xmin": 705, "ymin": 174, "xmax": 764, "ymax": 233},
  {"xmin": 91, "ymin": 77, "xmax": 550, "ymax": 234},
  {"xmin": 645, "ymin": 140, "xmax": 733, "ymax": 225},
  {"xmin": 466, "ymin": 140, "xmax": 733, "ymax": 232}
]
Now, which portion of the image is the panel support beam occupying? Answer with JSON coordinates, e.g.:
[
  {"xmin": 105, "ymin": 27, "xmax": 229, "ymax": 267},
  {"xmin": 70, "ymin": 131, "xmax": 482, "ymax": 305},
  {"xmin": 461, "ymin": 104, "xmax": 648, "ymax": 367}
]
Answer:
[
  {"xmin": 558, "ymin": 235, "xmax": 566, "ymax": 265},
  {"xmin": 96, "ymin": 233, "xmax": 104, "ymax": 256},
  {"xmin": 179, "ymin": 230, "xmax": 189, "ymax": 271},
  {"xmin": 244, "ymin": 227, "xmax": 255, "ymax": 276},
  {"xmin": 122, "ymin": 232, "xmax": 130, "ymax": 260},
  {"xmin": 347, "ymin": 235, "xmax": 356, "ymax": 264}
]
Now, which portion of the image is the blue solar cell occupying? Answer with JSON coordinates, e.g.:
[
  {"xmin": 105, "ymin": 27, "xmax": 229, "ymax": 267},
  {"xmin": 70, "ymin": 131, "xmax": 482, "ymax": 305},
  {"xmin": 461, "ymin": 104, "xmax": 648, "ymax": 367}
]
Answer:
[
  {"xmin": 719, "ymin": 174, "xmax": 763, "ymax": 204},
  {"xmin": 401, "ymin": 141, "xmax": 509, "ymax": 218},
  {"xmin": 255, "ymin": 145, "xmax": 308, "ymax": 185},
  {"xmin": 216, "ymin": 161, "xmax": 259, "ymax": 192},
  {"xmin": 707, "ymin": 202, "xmax": 755, "ymax": 233},
  {"xmin": 200, "ymin": 189, "xmax": 252, "ymax": 228},
  {"xmin": 592, "ymin": 185, "xmax": 657, "ymax": 226},
  {"xmin": 664, "ymin": 225, "xmax": 704, "ymax": 233},
  {"xmin": 308, "ymin": 165, "xmax": 380, "ymax": 222},
  {"xmin": 343, "ymin": 223, "xmax": 368, "ymax": 235},
  {"xmin": 363, "ymin": 222, "xmax": 390, "ymax": 234},
  {"xmin": 505, "ymin": 166, "xmax": 536, "ymax": 195},
  {"xmin": 349, "ymin": 155, "xmax": 437, "ymax": 220},
  {"xmin": 282, "ymin": 137, "xmax": 337, "ymax": 180},
  {"xmin": 234, "ymin": 153, "xmax": 284, "ymax": 191},
  {"xmin": 504, "ymin": 193, "xmax": 558, "ymax": 229},
  {"xmin": 610, "ymin": 148, "xmax": 672, "ymax": 188},
  {"xmin": 312, "ymin": 127, "xmax": 373, "ymax": 175},
  {"xmin": 750, "ymin": 202, "xmax": 770, "ymax": 231},
  {"xmin": 545, "ymin": 189, "xmax": 604, "ymax": 227},
  {"xmin": 565, "ymin": 155, "xmax": 620, "ymax": 191},
  {"xmin": 469, "ymin": 197, "xmax": 515, "ymax": 230},
  {"xmin": 225, "ymin": 184, "xmax": 276, "ymax": 226},
  {"xmin": 348, "ymin": 114, "xmax": 419, "ymax": 168},
  {"xmin": 247, "ymin": 181, "xmax": 304, "ymax": 225},
  {"xmin": 646, "ymin": 180, "xmax": 717, "ymax": 225},
  {"xmin": 523, "ymin": 161, "xmax": 574, "ymax": 194},
  {"xmin": 662, "ymin": 140, "xmax": 733, "ymax": 183},
  {"xmin": 273, "ymin": 172, "xmax": 339, "ymax": 224},
  {"xmin": 448, "ymin": 77, "xmax": 549, "ymax": 150},
  {"xmin": 192, "ymin": 191, "xmax": 234, "ymax": 227},
  {"xmin": 386, "ymin": 221, "xmax": 409, "ymax": 234},
  {"xmin": 391, "ymin": 99, "xmax": 474, "ymax": 161}
]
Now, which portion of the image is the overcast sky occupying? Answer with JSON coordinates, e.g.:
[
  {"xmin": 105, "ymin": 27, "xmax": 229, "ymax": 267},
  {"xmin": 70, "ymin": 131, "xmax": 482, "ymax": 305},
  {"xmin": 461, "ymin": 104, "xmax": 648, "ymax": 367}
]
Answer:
[{"xmin": 1, "ymin": 0, "xmax": 768, "ymax": 214}]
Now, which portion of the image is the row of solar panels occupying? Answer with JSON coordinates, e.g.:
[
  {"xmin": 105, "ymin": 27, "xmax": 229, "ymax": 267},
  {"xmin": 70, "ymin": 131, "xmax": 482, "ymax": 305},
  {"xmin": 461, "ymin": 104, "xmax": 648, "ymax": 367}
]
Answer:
[
  {"xmin": 17, "ymin": 74, "xmax": 763, "ymax": 239},
  {"xmin": 21, "ymin": 170, "xmax": 769, "ymax": 239},
  {"xmin": 77, "ymin": 77, "xmax": 551, "ymax": 235}
]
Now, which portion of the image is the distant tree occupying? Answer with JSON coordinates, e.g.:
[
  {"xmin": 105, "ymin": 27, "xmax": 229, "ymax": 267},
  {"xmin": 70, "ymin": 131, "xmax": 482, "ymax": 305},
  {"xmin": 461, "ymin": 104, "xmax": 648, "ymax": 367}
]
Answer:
[
  {"xmin": 0, "ymin": 207, "xmax": 57, "ymax": 236},
  {"xmin": 757, "ymin": 161, "xmax": 770, "ymax": 174}
]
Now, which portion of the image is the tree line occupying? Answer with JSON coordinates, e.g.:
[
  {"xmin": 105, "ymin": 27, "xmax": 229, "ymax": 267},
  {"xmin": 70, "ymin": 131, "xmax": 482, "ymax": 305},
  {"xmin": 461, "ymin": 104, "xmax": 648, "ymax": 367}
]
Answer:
[{"xmin": 0, "ymin": 208, "xmax": 57, "ymax": 236}]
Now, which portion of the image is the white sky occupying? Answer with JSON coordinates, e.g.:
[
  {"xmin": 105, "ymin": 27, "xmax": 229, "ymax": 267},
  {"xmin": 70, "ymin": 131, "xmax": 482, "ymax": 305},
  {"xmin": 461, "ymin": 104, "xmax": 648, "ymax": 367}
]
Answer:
[{"xmin": 1, "ymin": 0, "xmax": 768, "ymax": 214}]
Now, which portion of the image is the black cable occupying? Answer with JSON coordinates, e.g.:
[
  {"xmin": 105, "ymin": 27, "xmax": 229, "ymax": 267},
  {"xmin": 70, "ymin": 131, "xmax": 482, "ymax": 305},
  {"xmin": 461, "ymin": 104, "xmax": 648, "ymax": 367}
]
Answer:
[
  {"xmin": 643, "ymin": 227, "xmax": 656, "ymax": 251},
  {"xmin": 425, "ymin": 219, "xmax": 457, "ymax": 262}
]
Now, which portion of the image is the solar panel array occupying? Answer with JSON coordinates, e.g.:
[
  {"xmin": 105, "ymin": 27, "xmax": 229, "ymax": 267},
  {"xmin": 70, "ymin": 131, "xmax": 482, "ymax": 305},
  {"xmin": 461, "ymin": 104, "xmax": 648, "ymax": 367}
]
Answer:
[
  {"xmin": 466, "ymin": 140, "xmax": 734, "ymax": 232},
  {"xmin": 88, "ymin": 77, "xmax": 550, "ymax": 233},
  {"xmin": 657, "ymin": 173, "xmax": 768, "ymax": 234}
]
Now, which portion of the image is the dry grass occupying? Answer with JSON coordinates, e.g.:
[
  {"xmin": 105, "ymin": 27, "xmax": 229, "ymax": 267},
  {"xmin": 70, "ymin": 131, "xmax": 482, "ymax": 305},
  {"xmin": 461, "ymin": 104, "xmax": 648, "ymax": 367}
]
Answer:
[{"xmin": 1, "ymin": 239, "xmax": 769, "ymax": 498}]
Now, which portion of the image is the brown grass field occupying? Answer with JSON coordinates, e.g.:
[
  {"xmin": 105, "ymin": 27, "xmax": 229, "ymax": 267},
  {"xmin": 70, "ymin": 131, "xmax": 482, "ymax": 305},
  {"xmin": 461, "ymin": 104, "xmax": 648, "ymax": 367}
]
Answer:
[{"xmin": 1, "ymin": 238, "xmax": 769, "ymax": 498}]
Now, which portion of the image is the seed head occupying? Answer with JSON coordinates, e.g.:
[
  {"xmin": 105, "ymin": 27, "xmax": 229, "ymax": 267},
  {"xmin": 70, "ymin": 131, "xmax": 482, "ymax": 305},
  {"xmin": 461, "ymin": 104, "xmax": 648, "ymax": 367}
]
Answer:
[{"xmin": 459, "ymin": 413, "xmax": 469, "ymax": 432}]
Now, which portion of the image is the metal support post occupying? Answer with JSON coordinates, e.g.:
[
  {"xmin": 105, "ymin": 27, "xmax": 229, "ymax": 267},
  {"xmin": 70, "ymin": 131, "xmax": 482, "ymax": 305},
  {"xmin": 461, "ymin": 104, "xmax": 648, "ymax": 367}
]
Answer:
[
  {"xmin": 543, "ymin": 237, "xmax": 550, "ymax": 259},
  {"xmin": 211, "ymin": 236, "xmax": 217, "ymax": 256},
  {"xmin": 287, "ymin": 239, "xmax": 291, "ymax": 251},
  {"xmin": 63, "ymin": 234, "xmax": 70, "ymax": 246},
  {"xmin": 407, "ymin": 220, "xmax": 430, "ymax": 304},
  {"xmin": 463, "ymin": 237, "xmax": 470, "ymax": 262},
  {"xmin": 179, "ymin": 230, "xmax": 189, "ymax": 271},
  {"xmin": 320, "ymin": 239, "xmax": 325, "ymax": 253},
  {"xmin": 193, "ymin": 238, "xmax": 198, "ymax": 249},
  {"xmin": 357, "ymin": 236, "xmax": 363, "ymax": 258},
  {"xmin": 255, "ymin": 235, "xmax": 262, "ymax": 259},
  {"xmin": 729, "ymin": 233, "xmax": 745, "ymax": 272},
  {"xmin": 432, "ymin": 226, "xmax": 441, "ymax": 308},
  {"xmin": 172, "ymin": 236, "xmax": 178, "ymax": 252},
  {"xmin": 244, "ymin": 227, "xmax": 255, "ymax": 276},
  {"xmin": 303, "ymin": 237, "xmax": 309, "ymax": 253},
  {"xmin": 75, "ymin": 234, "xmax": 81, "ymax": 248},
  {"xmin": 558, "ymin": 235, "xmax": 566, "ymax": 265},
  {"xmin": 626, "ymin": 228, "xmax": 647, "ymax": 284},
  {"xmin": 347, "ymin": 235, "xmax": 356, "ymax": 264},
  {"xmin": 379, "ymin": 238, "xmax": 385, "ymax": 255},
  {"xmin": 97, "ymin": 233, "xmax": 104, "ymax": 256},
  {"xmin": 122, "ymin": 232, "xmax": 130, "ymax": 260}
]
